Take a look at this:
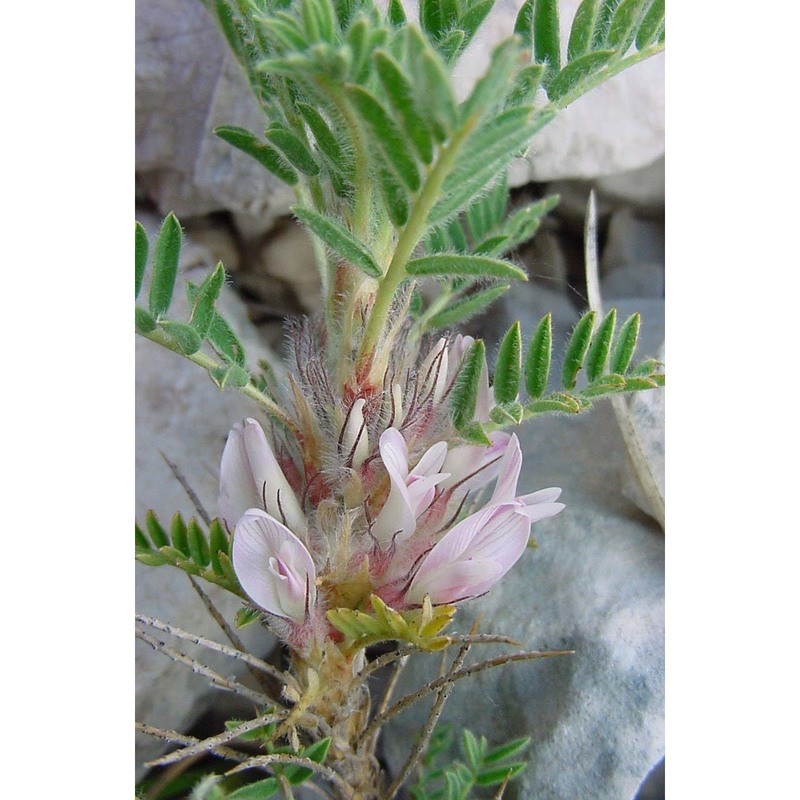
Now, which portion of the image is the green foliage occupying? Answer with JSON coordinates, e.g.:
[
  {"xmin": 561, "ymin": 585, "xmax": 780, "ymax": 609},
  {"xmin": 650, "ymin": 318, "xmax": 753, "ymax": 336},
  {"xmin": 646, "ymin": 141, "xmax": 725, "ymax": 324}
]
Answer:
[
  {"xmin": 449, "ymin": 309, "xmax": 664, "ymax": 433},
  {"xmin": 136, "ymin": 511, "xmax": 245, "ymax": 599},
  {"xmin": 327, "ymin": 595, "xmax": 455, "ymax": 652},
  {"xmin": 410, "ymin": 723, "xmax": 531, "ymax": 799}
]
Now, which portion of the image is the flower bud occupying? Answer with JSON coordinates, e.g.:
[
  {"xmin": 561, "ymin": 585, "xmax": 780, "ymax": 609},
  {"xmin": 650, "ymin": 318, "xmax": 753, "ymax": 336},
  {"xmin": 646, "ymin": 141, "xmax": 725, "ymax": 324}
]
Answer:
[
  {"xmin": 341, "ymin": 398, "xmax": 370, "ymax": 468},
  {"xmin": 218, "ymin": 418, "xmax": 307, "ymax": 536}
]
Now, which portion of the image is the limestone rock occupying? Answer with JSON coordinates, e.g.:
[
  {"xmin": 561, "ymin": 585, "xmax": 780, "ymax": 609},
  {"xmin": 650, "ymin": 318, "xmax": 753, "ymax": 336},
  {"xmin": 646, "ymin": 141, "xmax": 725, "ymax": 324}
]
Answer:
[
  {"xmin": 135, "ymin": 212, "xmax": 280, "ymax": 771},
  {"xmin": 135, "ymin": 0, "xmax": 664, "ymax": 235},
  {"xmin": 135, "ymin": 0, "xmax": 294, "ymax": 235}
]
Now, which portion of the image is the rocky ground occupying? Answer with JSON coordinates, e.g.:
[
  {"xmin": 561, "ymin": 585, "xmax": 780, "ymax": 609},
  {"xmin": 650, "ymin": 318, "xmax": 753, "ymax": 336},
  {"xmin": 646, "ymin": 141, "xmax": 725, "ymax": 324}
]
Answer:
[{"xmin": 135, "ymin": 1, "xmax": 665, "ymax": 797}]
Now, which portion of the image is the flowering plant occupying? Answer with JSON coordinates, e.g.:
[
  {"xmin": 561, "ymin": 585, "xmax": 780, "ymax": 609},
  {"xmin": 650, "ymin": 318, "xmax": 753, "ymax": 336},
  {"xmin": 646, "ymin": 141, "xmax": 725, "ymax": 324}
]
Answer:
[{"xmin": 135, "ymin": 0, "xmax": 664, "ymax": 797}]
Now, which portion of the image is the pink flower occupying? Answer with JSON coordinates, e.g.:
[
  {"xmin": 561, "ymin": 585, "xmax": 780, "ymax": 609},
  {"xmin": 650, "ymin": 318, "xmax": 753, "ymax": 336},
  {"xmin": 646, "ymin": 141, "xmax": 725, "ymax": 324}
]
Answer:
[
  {"xmin": 373, "ymin": 428, "xmax": 450, "ymax": 546},
  {"xmin": 232, "ymin": 509, "xmax": 316, "ymax": 622},
  {"xmin": 405, "ymin": 434, "xmax": 565, "ymax": 605},
  {"xmin": 405, "ymin": 503, "xmax": 530, "ymax": 605},
  {"xmin": 218, "ymin": 418, "xmax": 307, "ymax": 537}
]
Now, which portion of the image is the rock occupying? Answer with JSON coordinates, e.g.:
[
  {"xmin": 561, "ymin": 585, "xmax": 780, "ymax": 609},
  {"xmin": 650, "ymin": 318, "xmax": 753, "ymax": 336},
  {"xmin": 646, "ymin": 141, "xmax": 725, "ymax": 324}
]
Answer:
[
  {"xmin": 382, "ymin": 403, "xmax": 665, "ymax": 800},
  {"xmin": 602, "ymin": 207, "xmax": 665, "ymax": 274},
  {"xmin": 135, "ymin": 0, "xmax": 664, "ymax": 234},
  {"xmin": 135, "ymin": 211, "xmax": 281, "ymax": 771},
  {"xmin": 381, "ymin": 292, "xmax": 665, "ymax": 800},
  {"xmin": 595, "ymin": 157, "xmax": 666, "ymax": 216},
  {"xmin": 135, "ymin": 0, "xmax": 294, "ymax": 235}
]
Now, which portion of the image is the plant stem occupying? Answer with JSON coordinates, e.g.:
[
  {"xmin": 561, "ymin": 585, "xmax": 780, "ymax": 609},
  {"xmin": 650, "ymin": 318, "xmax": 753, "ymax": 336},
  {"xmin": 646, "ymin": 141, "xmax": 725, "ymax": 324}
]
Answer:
[{"xmin": 357, "ymin": 119, "xmax": 477, "ymax": 378}]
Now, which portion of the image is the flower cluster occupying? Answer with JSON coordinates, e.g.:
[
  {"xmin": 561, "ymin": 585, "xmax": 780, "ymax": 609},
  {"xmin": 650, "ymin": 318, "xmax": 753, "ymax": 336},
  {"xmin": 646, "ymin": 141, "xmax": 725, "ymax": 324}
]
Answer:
[{"xmin": 219, "ymin": 333, "xmax": 564, "ymax": 653}]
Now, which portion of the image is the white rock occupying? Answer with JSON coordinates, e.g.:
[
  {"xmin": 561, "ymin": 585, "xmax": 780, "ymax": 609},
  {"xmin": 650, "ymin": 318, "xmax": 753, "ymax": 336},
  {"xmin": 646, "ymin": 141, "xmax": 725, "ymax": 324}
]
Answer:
[
  {"xmin": 136, "ymin": 0, "xmax": 664, "ymax": 233},
  {"xmin": 135, "ymin": 0, "xmax": 294, "ymax": 234}
]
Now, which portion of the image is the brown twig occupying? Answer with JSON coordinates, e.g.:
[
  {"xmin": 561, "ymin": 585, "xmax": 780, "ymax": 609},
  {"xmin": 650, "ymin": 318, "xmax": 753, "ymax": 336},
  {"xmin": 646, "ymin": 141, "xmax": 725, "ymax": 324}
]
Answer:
[
  {"xmin": 227, "ymin": 753, "xmax": 355, "ymax": 799},
  {"xmin": 361, "ymin": 648, "xmax": 573, "ymax": 742},
  {"xmin": 384, "ymin": 642, "xmax": 472, "ymax": 799},
  {"xmin": 136, "ymin": 721, "xmax": 248, "ymax": 764},
  {"xmin": 135, "ymin": 613, "xmax": 292, "ymax": 694},
  {"xmin": 144, "ymin": 711, "xmax": 286, "ymax": 768},
  {"xmin": 135, "ymin": 627, "xmax": 274, "ymax": 707}
]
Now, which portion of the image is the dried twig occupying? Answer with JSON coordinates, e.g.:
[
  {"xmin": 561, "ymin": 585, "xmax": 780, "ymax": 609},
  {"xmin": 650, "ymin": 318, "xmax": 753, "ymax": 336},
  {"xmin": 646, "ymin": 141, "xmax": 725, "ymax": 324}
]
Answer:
[
  {"xmin": 136, "ymin": 613, "xmax": 291, "ymax": 692},
  {"xmin": 160, "ymin": 450, "xmax": 212, "ymax": 525},
  {"xmin": 136, "ymin": 722, "xmax": 248, "ymax": 764},
  {"xmin": 135, "ymin": 627, "xmax": 274, "ymax": 707},
  {"xmin": 362, "ymin": 648, "xmax": 573, "ymax": 741},
  {"xmin": 384, "ymin": 642, "xmax": 472, "ymax": 799},
  {"xmin": 227, "ymin": 753, "xmax": 355, "ymax": 799},
  {"xmin": 145, "ymin": 711, "xmax": 286, "ymax": 768}
]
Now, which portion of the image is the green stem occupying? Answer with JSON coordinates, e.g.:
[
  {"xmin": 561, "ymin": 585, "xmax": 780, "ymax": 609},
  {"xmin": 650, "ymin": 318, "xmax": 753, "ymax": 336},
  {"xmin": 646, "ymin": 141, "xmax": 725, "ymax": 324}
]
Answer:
[
  {"xmin": 140, "ymin": 328, "xmax": 299, "ymax": 434},
  {"xmin": 357, "ymin": 119, "xmax": 477, "ymax": 371}
]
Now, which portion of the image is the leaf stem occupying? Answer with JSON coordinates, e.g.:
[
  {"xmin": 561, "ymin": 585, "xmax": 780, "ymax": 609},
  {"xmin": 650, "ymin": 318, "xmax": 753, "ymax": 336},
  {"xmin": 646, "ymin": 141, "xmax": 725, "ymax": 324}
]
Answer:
[{"xmin": 139, "ymin": 328, "xmax": 299, "ymax": 434}]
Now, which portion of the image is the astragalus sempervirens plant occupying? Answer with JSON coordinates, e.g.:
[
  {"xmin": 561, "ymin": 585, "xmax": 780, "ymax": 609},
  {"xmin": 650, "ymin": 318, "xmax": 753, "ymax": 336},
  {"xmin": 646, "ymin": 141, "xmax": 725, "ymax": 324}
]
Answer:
[{"xmin": 135, "ymin": 0, "xmax": 665, "ymax": 797}]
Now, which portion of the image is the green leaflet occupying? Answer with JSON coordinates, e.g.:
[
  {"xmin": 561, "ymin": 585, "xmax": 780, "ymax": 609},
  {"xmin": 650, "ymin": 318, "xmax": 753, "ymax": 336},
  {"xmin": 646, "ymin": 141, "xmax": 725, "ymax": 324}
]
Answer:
[
  {"xmin": 374, "ymin": 49, "xmax": 434, "ymax": 164},
  {"xmin": 296, "ymin": 102, "xmax": 350, "ymax": 175},
  {"xmin": 376, "ymin": 161, "xmax": 411, "ymax": 226},
  {"xmin": 135, "ymin": 221, "xmax": 148, "ymax": 300},
  {"xmin": 145, "ymin": 509, "xmax": 169, "ymax": 549},
  {"xmin": 451, "ymin": 339, "xmax": 486, "ymax": 429},
  {"xmin": 420, "ymin": 0, "xmax": 459, "ymax": 42},
  {"xmin": 406, "ymin": 25, "xmax": 458, "ymax": 141},
  {"xmin": 406, "ymin": 254, "xmax": 527, "ymax": 282},
  {"xmin": 148, "ymin": 212, "xmax": 182, "ymax": 318},
  {"xmin": 483, "ymin": 736, "xmax": 532, "ymax": 765},
  {"xmin": 636, "ymin": 0, "xmax": 665, "ymax": 50},
  {"xmin": 546, "ymin": 50, "xmax": 615, "ymax": 103},
  {"xmin": 493, "ymin": 321, "xmax": 522, "ymax": 404},
  {"xmin": 459, "ymin": 38, "xmax": 523, "ymax": 122},
  {"xmin": 189, "ymin": 262, "xmax": 225, "ymax": 339},
  {"xmin": 609, "ymin": 312, "xmax": 640, "ymax": 374},
  {"xmin": 431, "ymin": 110, "xmax": 554, "ymax": 224},
  {"xmin": 134, "ymin": 306, "xmax": 156, "ymax": 335},
  {"xmin": 170, "ymin": 513, "xmax": 190, "ymax": 557},
  {"xmin": 524, "ymin": 313, "xmax": 552, "ymax": 398},
  {"xmin": 300, "ymin": 0, "xmax": 336, "ymax": 44},
  {"xmin": 475, "ymin": 762, "xmax": 526, "ymax": 786},
  {"xmin": 207, "ymin": 309, "xmax": 247, "ymax": 365},
  {"xmin": 293, "ymin": 205, "xmax": 382, "ymax": 277},
  {"xmin": 506, "ymin": 63, "xmax": 546, "ymax": 108},
  {"xmin": 159, "ymin": 320, "xmax": 202, "ymax": 356},
  {"xmin": 592, "ymin": 0, "xmax": 623, "ymax": 48},
  {"xmin": 265, "ymin": 124, "xmax": 320, "ymax": 175},
  {"xmin": 606, "ymin": 0, "xmax": 650, "ymax": 54},
  {"xmin": 533, "ymin": 0, "xmax": 562, "ymax": 78},
  {"xmin": 387, "ymin": 0, "xmax": 406, "ymax": 26},
  {"xmin": 214, "ymin": 125, "xmax": 298, "ymax": 185},
  {"xmin": 346, "ymin": 83, "xmax": 421, "ymax": 191},
  {"xmin": 562, "ymin": 311, "xmax": 597, "ymax": 389},
  {"xmin": 585, "ymin": 307, "xmax": 616, "ymax": 381},
  {"xmin": 425, "ymin": 285, "xmax": 510, "ymax": 330},
  {"xmin": 568, "ymin": 0, "xmax": 601, "ymax": 60},
  {"xmin": 227, "ymin": 778, "xmax": 280, "ymax": 799}
]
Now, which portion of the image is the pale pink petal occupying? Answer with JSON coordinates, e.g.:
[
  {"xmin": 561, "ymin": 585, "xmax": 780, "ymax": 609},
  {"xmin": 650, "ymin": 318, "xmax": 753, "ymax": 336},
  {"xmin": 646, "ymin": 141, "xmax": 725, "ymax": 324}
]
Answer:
[
  {"xmin": 489, "ymin": 434, "xmax": 523, "ymax": 504},
  {"xmin": 218, "ymin": 422, "xmax": 261, "ymax": 531},
  {"xmin": 406, "ymin": 505, "xmax": 529, "ymax": 605},
  {"xmin": 440, "ymin": 431, "xmax": 511, "ymax": 494},
  {"xmin": 232, "ymin": 509, "xmax": 316, "ymax": 622},
  {"xmin": 412, "ymin": 441, "xmax": 448, "ymax": 477},
  {"xmin": 407, "ymin": 560, "xmax": 503, "ymax": 605},
  {"xmin": 519, "ymin": 487, "xmax": 563, "ymax": 504},
  {"xmin": 406, "ymin": 472, "xmax": 449, "ymax": 517},
  {"xmin": 379, "ymin": 428, "xmax": 409, "ymax": 480},
  {"xmin": 240, "ymin": 419, "xmax": 307, "ymax": 535},
  {"xmin": 342, "ymin": 398, "xmax": 370, "ymax": 468}
]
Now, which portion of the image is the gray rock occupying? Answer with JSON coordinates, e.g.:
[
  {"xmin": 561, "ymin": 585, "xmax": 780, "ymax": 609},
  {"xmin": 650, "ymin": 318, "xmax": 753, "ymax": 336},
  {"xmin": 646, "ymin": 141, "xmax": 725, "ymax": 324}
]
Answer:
[
  {"xmin": 135, "ymin": 212, "xmax": 281, "ymax": 771},
  {"xmin": 602, "ymin": 207, "xmax": 665, "ymax": 275},
  {"xmin": 135, "ymin": 0, "xmax": 294, "ymax": 234},
  {"xmin": 382, "ymin": 403, "xmax": 665, "ymax": 800}
]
